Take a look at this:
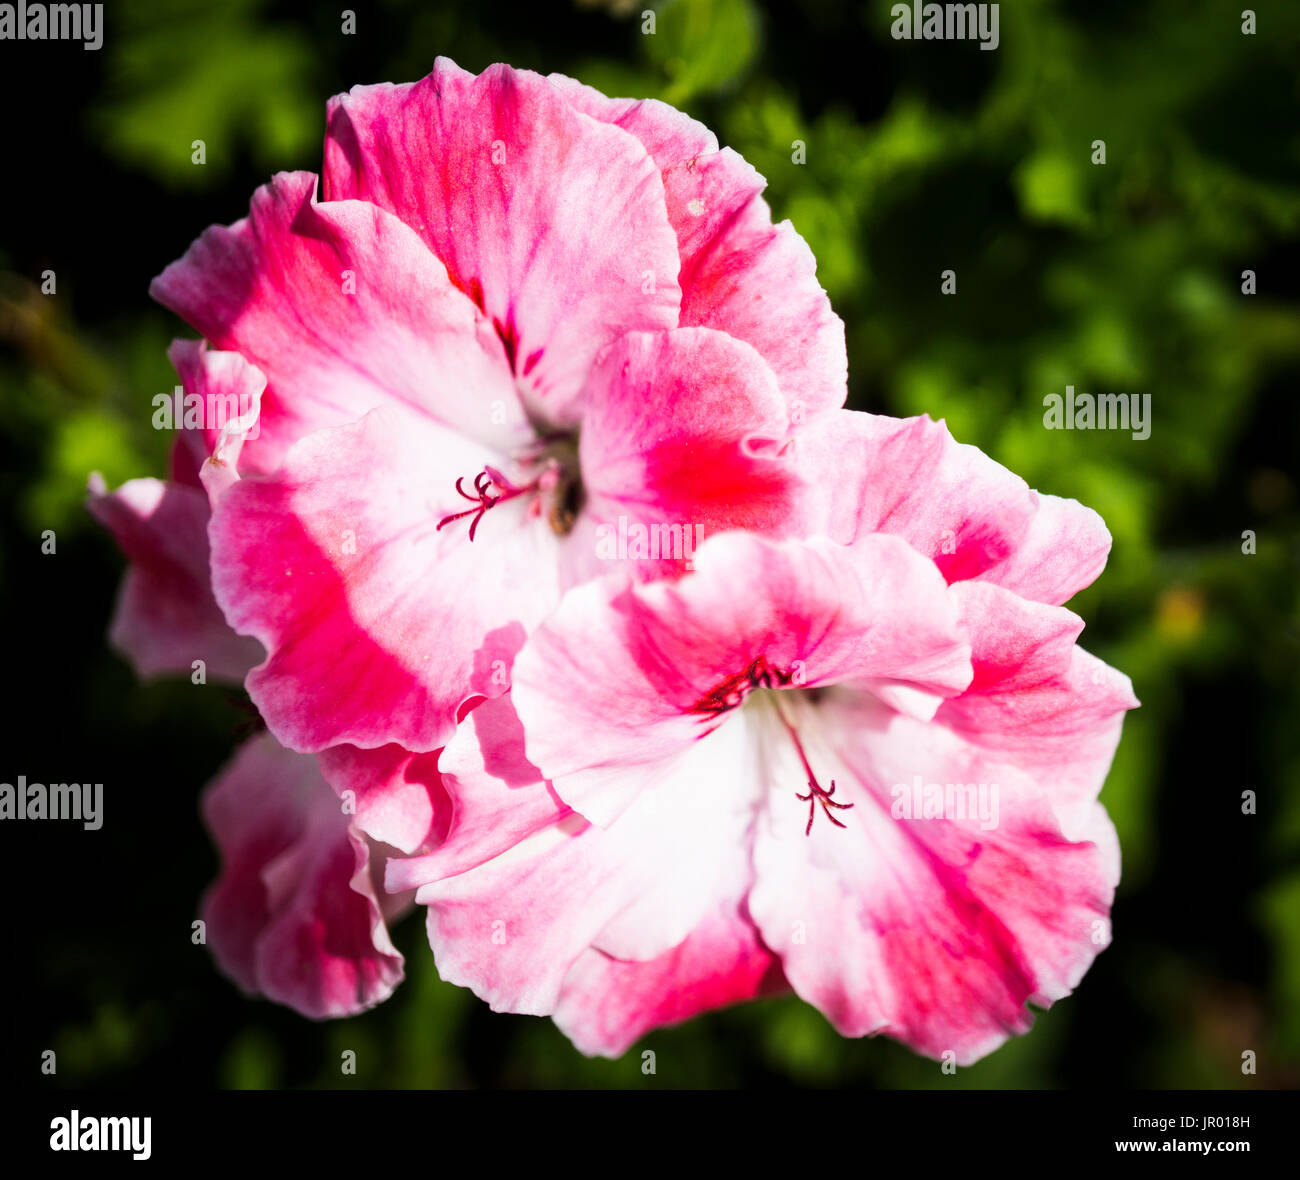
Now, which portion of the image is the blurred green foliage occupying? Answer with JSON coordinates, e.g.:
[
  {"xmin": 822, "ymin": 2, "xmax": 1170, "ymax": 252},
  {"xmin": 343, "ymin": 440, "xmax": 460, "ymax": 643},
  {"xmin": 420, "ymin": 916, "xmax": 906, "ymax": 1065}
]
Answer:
[
  {"xmin": 2, "ymin": 0, "xmax": 1298, "ymax": 1089},
  {"xmin": 95, "ymin": 0, "xmax": 319, "ymax": 185}
]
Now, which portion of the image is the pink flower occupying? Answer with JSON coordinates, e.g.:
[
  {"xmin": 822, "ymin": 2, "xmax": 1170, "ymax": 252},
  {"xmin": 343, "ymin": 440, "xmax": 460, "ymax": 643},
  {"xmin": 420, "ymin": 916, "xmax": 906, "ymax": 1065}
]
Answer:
[
  {"xmin": 90, "ymin": 342, "xmax": 444, "ymax": 1017},
  {"xmin": 200, "ymin": 734, "xmax": 424, "ymax": 1019},
  {"xmin": 86, "ymin": 341, "xmax": 268, "ymax": 684},
  {"xmin": 94, "ymin": 57, "xmax": 847, "ymax": 1020},
  {"xmin": 91, "ymin": 54, "xmax": 1137, "ymax": 1059},
  {"xmin": 148, "ymin": 56, "xmax": 846, "ymax": 791},
  {"xmin": 389, "ymin": 410, "xmax": 1137, "ymax": 1062}
]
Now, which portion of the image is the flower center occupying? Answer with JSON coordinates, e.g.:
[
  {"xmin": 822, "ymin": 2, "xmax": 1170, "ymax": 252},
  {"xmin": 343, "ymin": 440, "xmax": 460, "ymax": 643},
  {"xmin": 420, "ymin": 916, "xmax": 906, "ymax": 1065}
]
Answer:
[
  {"xmin": 688, "ymin": 655, "xmax": 794, "ymax": 714},
  {"xmin": 436, "ymin": 435, "xmax": 584, "ymax": 541},
  {"xmin": 689, "ymin": 657, "xmax": 852, "ymax": 836}
]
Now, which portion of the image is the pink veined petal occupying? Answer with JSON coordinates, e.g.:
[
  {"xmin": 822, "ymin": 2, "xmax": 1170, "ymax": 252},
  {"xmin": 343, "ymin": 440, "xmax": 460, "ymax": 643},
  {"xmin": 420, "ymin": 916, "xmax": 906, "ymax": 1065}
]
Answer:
[
  {"xmin": 975, "ymin": 490, "xmax": 1113, "ymax": 606},
  {"xmin": 165, "ymin": 339, "xmax": 268, "ymax": 501},
  {"xmin": 549, "ymin": 72, "xmax": 847, "ymax": 420},
  {"xmin": 394, "ymin": 695, "xmax": 782, "ymax": 1050},
  {"xmin": 793, "ymin": 409, "xmax": 1038, "ymax": 581},
  {"xmin": 552, "ymin": 857, "xmax": 787, "ymax": 1058},
  {"xmin": 405, "ymin": 694, "xmax": 760, "ymax": 1015},
  {"xmin": 747, "ymin": 659, "xmax": 1126, "ymax": 1065},
  {"xmin": 87, "ymin": 474, "xmax": 262, "ymax": 684},
  {"xmin": 151, "ymin": 170, "xmax": 529, "ymax": 476},
  {"xmin": 582, "ymin": 710, "xmax": 761, "ymax": 963},
  {"xmin": 937, "ymin": 579, "xmax": 1139, "ymax": 835},
  {"xmin": 316, "ymin": 743, "xmax": 450, "ymax": 857},
  {"xmin": 208, "ymin": 406, "xmax": 562, "ymax": 754},
  {"xmin": 409, "ymin": 812, "xmax": 624, "ymax": 1016},
  {"xmin": 167, "ymin": 424, "xmax": 207, "ymax": 492},
  {"xmin": 511, "ymin": 531, "xmax": 971, "ymax": 828},
  {"xmin": 571, "ymin": 327, "xmax": 801, "ymax": 584},
  {"xmin": 385, "ymin": 694, "xmax": 572, "ymax": 890},
  {"xmin": 795, "ymin": 409, "xmax": 1112, "ymax": 604},
  {"xmin": 322, "ymin": 58, "xmax": 682, "ymax": 429},
  {"xmin": 199, "ymin": 734, "xmax": 406, "ymax": 1019}
]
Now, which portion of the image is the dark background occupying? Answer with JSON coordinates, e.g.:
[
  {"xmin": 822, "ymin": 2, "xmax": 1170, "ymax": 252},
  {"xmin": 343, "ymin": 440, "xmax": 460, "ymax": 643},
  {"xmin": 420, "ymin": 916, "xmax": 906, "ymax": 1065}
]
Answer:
[{"xmin": 1, "ymin": 0, "xmax": 1298, "ymax": 1088}]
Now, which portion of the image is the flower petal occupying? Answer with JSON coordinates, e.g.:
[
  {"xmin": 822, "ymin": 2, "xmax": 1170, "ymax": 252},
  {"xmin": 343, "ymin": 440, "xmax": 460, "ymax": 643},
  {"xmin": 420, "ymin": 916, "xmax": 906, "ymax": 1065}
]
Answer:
[
  {"xmin": 938, "ymin": 579, "xmax": 1139, "ymax": 834},
  {"xmin": 512, "ymin": 531, "xmax": 971, "ymax": 827},
  {"xmin": 316, "ymin": 743, "xmax": 449, "ymax": 857},
  {"xmin": 385, "ymin": 695, "xmax": 571, "ymax": 889},
  {"xmin": 87, "ymin": 475, "xmax": 261, "ymax": 683},
  {"xmin": 323, "ymin": 59, "xmax": 682, "ymax": 428},
  {"xmin": 976, "ymin": 491, "xmax": 1113, "ymax": 606},
  {"xmin": 407, "ymin": 698, "xmax": 758, "ymax": 1014},
  {"xmin": 795, "ymin": 409, "xmax": 1112, "ymax": 604},
  {"xmin": 165, "ymin": 339, "xmax": 268, "ymax": 501},
  {"xmin": 552, "ymin": 866, "xmax": 785, "ymax": 1058},
  {"xmin": 794, "ymin": 410, "xmax": 1038, "ymax": 580},
  {"xmin": 573, "ymin": 327, "xmax": 800, "ymax": 582},
  {"xmin": 208, "ymin": 406, "xmax": 562, "ymax": 753},
  {"xmin": 199, "ymin": 734, "xmax": 406, "ymax": 1019},
  {"xmin": 152, "ymin": 170, "xmax": 529, "ymax": 475},
  {"xmin": 748, "ymin": 665, "xmax": 1124, "ymax": 1064},
  {"xmin": 549, "ymin": 73, "xmax": 846, "ymax": 419}
]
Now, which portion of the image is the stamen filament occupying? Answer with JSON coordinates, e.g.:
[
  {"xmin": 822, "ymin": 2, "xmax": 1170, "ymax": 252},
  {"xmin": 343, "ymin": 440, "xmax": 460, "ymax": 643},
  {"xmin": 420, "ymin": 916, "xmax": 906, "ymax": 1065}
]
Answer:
[
  {"xmin": 773, "ymin": 695, "xmax": 853, "ymax": 836},
  {"xmin": 435, "ymin": 465, "xmax": 546, "ymax": 542}
]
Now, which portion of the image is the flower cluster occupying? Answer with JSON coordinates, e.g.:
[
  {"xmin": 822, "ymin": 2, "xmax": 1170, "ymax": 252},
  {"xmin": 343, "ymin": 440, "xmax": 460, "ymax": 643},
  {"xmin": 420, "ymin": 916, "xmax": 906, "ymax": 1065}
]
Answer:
[{"xmin": 90, "ymin": 58, "xmax": 1135, "ymax": 1061}]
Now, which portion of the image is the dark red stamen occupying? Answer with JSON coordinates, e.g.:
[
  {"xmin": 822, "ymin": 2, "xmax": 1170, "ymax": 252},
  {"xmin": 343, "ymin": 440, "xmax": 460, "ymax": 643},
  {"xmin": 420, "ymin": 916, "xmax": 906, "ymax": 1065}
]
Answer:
[
  {"xmin": 688, "ymin": 655, "xmax": 850, "ymax": 835},
  {"xmin": 774, "ymin": 696, "xmax": 853, "ymax": 836},
  {"xmin": 690, "ymin": 654, "xmax": 795, "ymax": 716},
  {"xmin": 436, "ymin": 466, "xmax": 539, "ymax": 542},
  {"xmin": 795, "ymin": 778, "xmax": 852, "ymax": 836}
]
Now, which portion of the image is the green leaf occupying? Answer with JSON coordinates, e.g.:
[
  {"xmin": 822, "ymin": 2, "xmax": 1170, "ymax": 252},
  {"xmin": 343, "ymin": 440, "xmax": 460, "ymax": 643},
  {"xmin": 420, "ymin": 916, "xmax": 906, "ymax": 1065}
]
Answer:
[{"xmin": 645, "ymin": 0, "xmax": 759, "ymax": 105}]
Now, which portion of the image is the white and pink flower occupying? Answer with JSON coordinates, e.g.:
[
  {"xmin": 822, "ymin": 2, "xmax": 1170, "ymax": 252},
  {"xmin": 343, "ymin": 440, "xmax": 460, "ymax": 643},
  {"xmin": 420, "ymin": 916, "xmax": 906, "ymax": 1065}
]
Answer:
[
  {"xmin": 90, "ymin": 57, "xmax": 1135, "ymax": 1061},
  {"xmin": 390, "ymin": 442, "xmax": 1136, "ymax": 1060}
]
